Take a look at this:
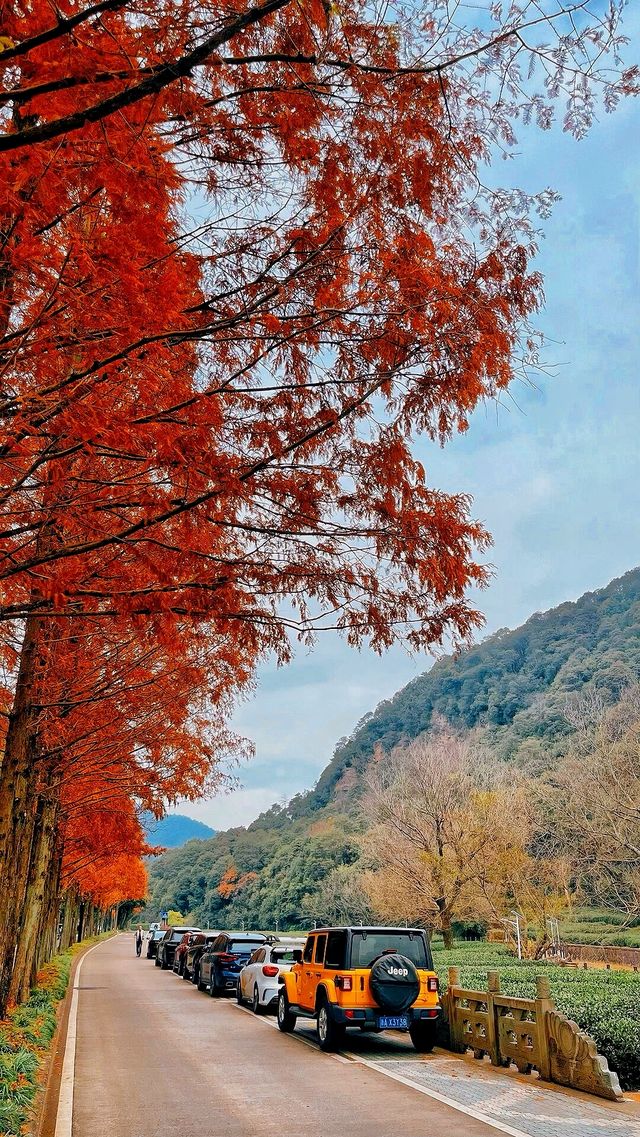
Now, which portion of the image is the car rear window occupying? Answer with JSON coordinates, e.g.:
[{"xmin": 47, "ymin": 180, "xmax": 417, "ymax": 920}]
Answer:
[
  {"xmin": 272, "ymin": 948, "xmax": 302, "ymax": 964},
  {"xmin": 229, "ymin": 939, "xmax": 263, "ymax": 952},
  {"xmin": 349, "ymin": 932, "xmax": 429, "ymax": 969}
]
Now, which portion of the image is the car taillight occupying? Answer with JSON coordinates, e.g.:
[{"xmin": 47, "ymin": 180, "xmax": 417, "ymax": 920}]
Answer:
[
  {"xmin": 262, "ymin": 965, "xmax": 279, "ymax": 977},
  {"xmin": 219, "ymin": 952, "xmax": 239, "ymax": 963},
  {"xmin": 427, "ymin": 976, "xmax": 439, "ymax": 992},
  {"xmin": 335, "ymin": 976, "xmax": 353, "ymax": 991}
]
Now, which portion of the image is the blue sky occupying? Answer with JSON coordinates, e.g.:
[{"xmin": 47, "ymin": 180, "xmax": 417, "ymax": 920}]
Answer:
[{"xmin": 178, "ymin": 54, "xmax": 640, "ymax": 832}]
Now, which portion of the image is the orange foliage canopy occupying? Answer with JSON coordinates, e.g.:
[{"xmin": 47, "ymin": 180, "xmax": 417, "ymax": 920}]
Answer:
[{"xmin": 0, "ymin": 1, "xmax": 635, "ymax": 922}]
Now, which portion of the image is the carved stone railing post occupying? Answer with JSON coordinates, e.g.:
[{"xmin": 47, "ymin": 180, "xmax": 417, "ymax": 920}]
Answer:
[
  {"xmin": 534, "ymin": 975, "xmax": 553, "ymax": 1080},
  {"xmin": 486, "ymin": 970, "xmax": 501, "ymax": 1067},
  {"xmin": 446, "ymin": 966, "xmax": 466, "ymax": 1052}
]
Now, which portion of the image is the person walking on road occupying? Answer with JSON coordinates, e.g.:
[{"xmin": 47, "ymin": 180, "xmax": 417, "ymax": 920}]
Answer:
[{"xmin": 135, "ymin": 927, "xmax": 143, "ymax": 957}]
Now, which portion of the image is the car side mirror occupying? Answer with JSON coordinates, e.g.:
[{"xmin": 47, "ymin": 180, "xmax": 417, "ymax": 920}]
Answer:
[{"xmin": 292, "ymin": 950, "xmax": 303, "ymax": 963}]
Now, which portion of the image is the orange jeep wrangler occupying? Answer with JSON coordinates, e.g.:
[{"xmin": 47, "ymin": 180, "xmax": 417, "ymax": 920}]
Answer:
[{"xmin": 277, "ymin": 926, "xmax": 440, "ymax": 1052}]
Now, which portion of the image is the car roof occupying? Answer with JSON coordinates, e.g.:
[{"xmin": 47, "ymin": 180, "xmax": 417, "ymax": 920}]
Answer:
[
  {"xmin": 222, "ymin": 932, "xmax": 267, "ymax": 941},
  {"xmin": 306, "ymin": 926, "xmax": 426, "ymax": 935}
]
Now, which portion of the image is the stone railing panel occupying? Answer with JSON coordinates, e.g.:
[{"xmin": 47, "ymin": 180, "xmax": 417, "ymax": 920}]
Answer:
[
  {"xmin": 443, "ymin": 967, "xmax": 622, "ymax": 1101},
  {"xmin": 546, "ymin": 1009, "xmax": 622, "ymax": 1101},
  {"xmin": 495, "ymin": 999, "xmax": 541, "ymax": 1075}
]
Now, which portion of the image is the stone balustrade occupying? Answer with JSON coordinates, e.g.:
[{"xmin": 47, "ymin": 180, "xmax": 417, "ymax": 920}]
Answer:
[{"xmin": 443, "ymin": 966, "xmax": 622, "ymax": 1102}]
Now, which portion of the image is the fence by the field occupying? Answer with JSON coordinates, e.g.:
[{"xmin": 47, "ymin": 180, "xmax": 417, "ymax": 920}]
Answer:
[
  {"xmin": 443, "ymin": 967, "xmax": 622, "ymax": 1101},
  {"xmin": 549, "ymin": 941, "xmax": 640, "ymax": 968}
]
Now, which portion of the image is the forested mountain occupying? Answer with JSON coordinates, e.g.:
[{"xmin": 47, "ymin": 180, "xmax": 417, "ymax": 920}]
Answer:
[
  {"xmin": 143, "ymin": 813, "xmax": 216, "ymax": 848},
  {"xmin": 146, "ymin": 567, "xmax": 640, "ymax": 928}
]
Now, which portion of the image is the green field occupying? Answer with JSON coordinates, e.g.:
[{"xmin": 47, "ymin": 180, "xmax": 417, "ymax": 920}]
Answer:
[
  {"xmin": 432, "ymin": 940, "xmax": 640, "ymax": 1092},
  {"xmin": 557, "ymin": 907, "xmax": 640, "ymax": 948}
]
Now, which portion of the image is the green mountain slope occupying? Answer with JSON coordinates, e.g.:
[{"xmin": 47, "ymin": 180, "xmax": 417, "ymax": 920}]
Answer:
[{"xmin": 146, "ymin": 566, "xmax": 640, "ymax": 927}]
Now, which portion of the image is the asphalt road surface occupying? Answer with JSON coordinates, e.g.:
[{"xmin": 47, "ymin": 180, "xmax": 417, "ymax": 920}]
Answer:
[{"xmin": 70, "ymin": 934, "xmax": 504, "ymax": 1137}]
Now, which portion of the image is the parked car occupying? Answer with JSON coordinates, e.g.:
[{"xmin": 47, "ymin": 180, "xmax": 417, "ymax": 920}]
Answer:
[
  {"xmin": 184, "ymin": 932, "xmax": 218, "ymax": 984},
  {"xmin": 198, "ymin": 932, "xmax": 268, "ymax": 995},
  {"xmin": 277, "ymin": 926, "xmax": 441, "ymax": 1052},
  {"xmin": 146, "ymin": 928, "xmax": 167, "ymax": 960},
  {"xmin": 237, "ymin": 939, "xmax": 306, "ymax": 1014},
  {"xmin": 173, "ymin": 931, "xmax": 204, "ymax": 976},
  {"xmin": 156, "ymin": 926, "xmax": 200, "ymax": 970}
]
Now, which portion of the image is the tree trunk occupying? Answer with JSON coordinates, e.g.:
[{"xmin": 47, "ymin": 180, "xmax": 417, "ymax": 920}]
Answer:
[
  {"xmin": 77, "ymin": 900, "xmax": 86, "ymax": 943},
  {"xmin": 441, "ymin": 916, "xmax": 454, "ymax": 950},
  {"xmin": 0, "ymin": 616, "xmax": 46, "ymax": 1015},
  {"xmin": 10, "ymin": 782, "xmax": 61, "ymax": 1003}
]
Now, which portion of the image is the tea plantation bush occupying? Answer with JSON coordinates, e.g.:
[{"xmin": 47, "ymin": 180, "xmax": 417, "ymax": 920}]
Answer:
[{"xmin": 432, "ymin": 942, "xmax": 640, "ymax": 1091}]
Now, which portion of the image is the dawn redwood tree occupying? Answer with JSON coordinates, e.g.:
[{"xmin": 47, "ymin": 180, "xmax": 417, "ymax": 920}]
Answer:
[
  {"xmin": 3, "ymin": 611, "xmax": 246, "ymax": 1005},
  {"xmin": 0, "ymin": 0, "xmax": 636, "ymax": 1008}
]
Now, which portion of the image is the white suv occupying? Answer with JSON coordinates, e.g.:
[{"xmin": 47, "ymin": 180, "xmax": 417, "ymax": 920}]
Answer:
[{"xmin": 237, "ymin": 940, "xmax": 306, "ymax": 1014}]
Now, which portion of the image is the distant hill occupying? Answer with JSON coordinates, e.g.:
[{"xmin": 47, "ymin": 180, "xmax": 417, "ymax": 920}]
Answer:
[
  {"xmin": 143, "ymin": 813, "xmax": 216, "ymax": 848},
  {"xmin": 147, "ymin": 566, "xmax": 640, "ymax": 927}
]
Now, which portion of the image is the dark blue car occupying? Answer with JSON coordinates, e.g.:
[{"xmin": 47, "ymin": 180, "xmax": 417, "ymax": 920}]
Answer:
[{"xmin": 199, "ymin": 932, "xmax": 267, "ymax": 996}]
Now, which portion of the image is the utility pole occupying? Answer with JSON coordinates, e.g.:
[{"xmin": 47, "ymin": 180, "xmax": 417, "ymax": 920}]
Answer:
[{"xmin": 511, "ymin": 911, "xmax": 522, "ymax": 959}]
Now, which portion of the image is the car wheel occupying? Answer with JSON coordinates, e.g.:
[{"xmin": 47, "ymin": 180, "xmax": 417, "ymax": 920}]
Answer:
[
  {"xmin": 236, "ymin": 980, "xmax": 244, "ymax": 1004},
  {"xmin": 252, "ymin": 985, "xmax": 264, "ymax": 1015},
  {"xmin": 316, "ymin": 999, "xmax": 345, "ymax": 1053},
  {"xmin": 154, "ymin": 956, "xmax": 161, "ymax": 967},
  {"xmin": 161, "ymin": 956, "xmax": 168, "ymax": 970},
  {"xmin": 196, "ymin": 970, "xmax": 206, "ymax": 992},
  {"xmin": 409, "ymin": 1022, "xmax": 438, "ymax": 1053},
  {"xmin": 277, "ymin": 990, "xmax": 297, "ymax": 1033},
  {"xmin": 182, "ymin": 967, "xmax": 190, "ymax": 981},
  {"xmin": 209, "ymin": 972, "xmax": 220, "ymax": 997}
]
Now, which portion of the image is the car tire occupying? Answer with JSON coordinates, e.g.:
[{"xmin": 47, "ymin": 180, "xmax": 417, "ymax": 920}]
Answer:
[
  {"xmin": 252, "ymin": 986, "xmax": 264, "ymax": 1015},
  {"xmin": 316, "ymin": 999, "xmax": 345, "ymax": 1052},
  {"xmin": 409, "ymin": 1022, "xmax": 438, "ymax": 1053},
  {"xmin": 182, "ymin": 967, "xmax": 190, "ymax": 981},
  {"xmin": 196, "ymin": 971, "xmax": 206, "ymax": 992},
  {"xmin": 209, "ymin": 973, "xmax": 220, "ymax": 997},
  {"xmin": 154, "ymin": 956, "xmax": 161, "ymax": 967},
  {"xmin": 277, "ymin": 990, "xmax": 297, "ymax": 1033},
  {"xmin": 161, "ymin": 956, "xmax": 168, "ymax": 970},
  {"xmin": 236, "ymin": 981, "xmax": 244, "ymax": 1004}
]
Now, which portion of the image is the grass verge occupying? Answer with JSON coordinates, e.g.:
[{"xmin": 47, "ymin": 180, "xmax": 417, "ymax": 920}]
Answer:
[{"xmin": 0, "ymin": 935, "xmax": 111, "ymax": 1136}]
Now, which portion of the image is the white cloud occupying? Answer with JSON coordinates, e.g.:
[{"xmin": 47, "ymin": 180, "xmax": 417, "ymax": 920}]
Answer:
[{"xmin": 174, "ymin": 788, "xmax": 283, "ymax": 831}]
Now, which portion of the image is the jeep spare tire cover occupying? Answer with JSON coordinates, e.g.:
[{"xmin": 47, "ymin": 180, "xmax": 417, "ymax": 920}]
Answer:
[{"xmin": 369, "ymin": 953, "xmax": 420, "ymax": 1013}]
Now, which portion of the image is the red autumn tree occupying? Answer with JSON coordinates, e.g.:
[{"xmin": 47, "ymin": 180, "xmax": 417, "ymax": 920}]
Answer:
[{"xmin": 0, "ymin": 0, "xmax": 636, "ymax": 1012}]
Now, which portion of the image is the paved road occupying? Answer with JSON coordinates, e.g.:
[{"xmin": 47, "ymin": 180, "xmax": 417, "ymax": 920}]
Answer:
[
  {"xmin": 71, "ymin": 935, "xmax": 499, "ymax": 1137},
  {"xmin": 70, "ymin": 936, "xmax": 640, "ymax": 1137}
]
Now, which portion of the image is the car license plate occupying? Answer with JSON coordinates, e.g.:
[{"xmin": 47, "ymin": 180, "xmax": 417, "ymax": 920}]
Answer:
[{"xmin": 378, "ymin": 1014, "xmax": 409, "ymax": 1030}]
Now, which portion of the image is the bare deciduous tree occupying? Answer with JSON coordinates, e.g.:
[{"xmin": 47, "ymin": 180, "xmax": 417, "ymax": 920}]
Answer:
[
  {"xmin": 548, "ymin": 686, "xmax": 640, "ymax": 916},
  {"xmin": 362, "ymin": 726, "xmax": 549, "ymax": 947}
]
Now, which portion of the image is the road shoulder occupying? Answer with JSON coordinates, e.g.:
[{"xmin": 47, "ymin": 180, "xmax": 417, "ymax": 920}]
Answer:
[{"xmin": 36, "ymin": 936, "xmax": 119, "ymax": 1137}]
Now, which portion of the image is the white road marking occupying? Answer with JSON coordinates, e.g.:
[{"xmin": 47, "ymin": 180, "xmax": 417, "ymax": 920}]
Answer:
[
  {"xmin": 232, "ymin": 1003, "xmax": 531, "ymax": 1135},
  {"xmin": 345, "ymin": 1054, "xmax": 533, "ymax": 1137},
  {"xmin": 233, "ymin": 1000, "xmax": 351, "ymax": 1062},
  {"xmin": 55, "ymin": 936, "xmax": 122, "ymax": 1137}
]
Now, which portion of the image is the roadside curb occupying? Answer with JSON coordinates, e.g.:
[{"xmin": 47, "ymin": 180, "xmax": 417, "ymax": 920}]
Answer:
[{"xmin": 34, "ymin": 935, "xmax": 119, "ymax": 1137}]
